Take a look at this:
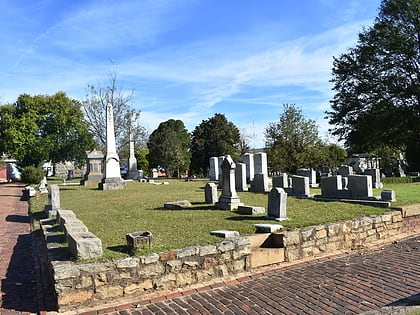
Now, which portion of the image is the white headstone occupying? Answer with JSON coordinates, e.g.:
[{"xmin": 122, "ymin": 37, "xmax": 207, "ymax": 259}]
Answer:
[
  {"xmin": 127, "ymin": 133, "xmax": 139, "ymax": 180},
  {"xmin": 209, "ymin": 157, "xmax": 219, "ymax": 181},
  {"xmin": 243, "ymin": 153, "xmax": 254, "ymax": 183}
]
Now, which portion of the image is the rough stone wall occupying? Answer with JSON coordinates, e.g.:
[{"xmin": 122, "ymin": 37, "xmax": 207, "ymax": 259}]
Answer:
[
  {"xmin": 282, "ymin": 211, "xmax": 403, "ymax": 262},
  {"xmin": 48, "ymin": 238, "xmax": 251, "ymax": 311},
  {"xmin": 54, "ymin": 161, "xmax": 86, "ymax": 178}
]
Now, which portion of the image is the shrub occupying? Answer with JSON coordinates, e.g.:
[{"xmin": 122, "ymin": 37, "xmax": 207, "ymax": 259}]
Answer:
[
  {"xmin": 21, "ymin": 166, "xmax": 45, "ymax": 184},
  {"xmin": 381, "ymin": 176, "xmax": 413, "ymax": 184}
]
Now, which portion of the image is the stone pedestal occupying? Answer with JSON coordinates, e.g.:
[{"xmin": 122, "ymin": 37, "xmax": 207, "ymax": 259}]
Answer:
[
  {"xmin": 216, "ymin": 155, "xmax": 243, "ymax": 210},
  {"xmin": 98, "ymin": 177, "xmax": 126, "ymax": 190}
]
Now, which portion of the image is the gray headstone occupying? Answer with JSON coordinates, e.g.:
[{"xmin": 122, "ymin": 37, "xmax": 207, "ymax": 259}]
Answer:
[
  {"xmin": 252, "ymin": 173, "xmax": 269, "ymax": 193},
  {"xmin": 381, "ymin": 190, "xmax": 396, "ymax": 202},
  {"xmin": 291, "ymin": 175, "xmax": 309, "ymax": 196},
  {"xmin": 237, "ymin": 205, "xmax": 265, "ymax": 215},
  {"xmin": 254, "ymin": 152, "xmax": 267, "ymax": 176},
  {"xmin": 204, "ymin": 182, "xmax": 218, "ymax": 204},
  {"xmin": 320, "ymin": 176, "xmax": 343, "ymax": 197},
  {"xmin": 266, "ymin": 187, "xmax": 288, "ymax": 221},
  {"xmin": 209, "ymin": 157, "xmax": 219, "ymax": 181},
  {"xmin": 235, "ymin": 163, "xmax": 248, "ymax": 192},
  {"xmin": 216, "ymin": 155, "xmax": 243, "ymax": 210},
  {"xmin": 296, "ymin": 168, "xmax": 316, "ymax": 186},
  {"xmin": 348, "ymin": 175, "xmax": 373, "ymax": 198},
  {"xmin": 272, "ymin": 173, "xmax": 288, "ymax": 188},
  {"xmin": 365, "ymin": 168, "xmax": 383, "ymax": 189},
  {"xmin": 338, "ymin": 165, "xmax": 353, "ymax": 177},
  {"xmin": 243, "ymin": 153, "xmax": 254, "ymax": 183}
]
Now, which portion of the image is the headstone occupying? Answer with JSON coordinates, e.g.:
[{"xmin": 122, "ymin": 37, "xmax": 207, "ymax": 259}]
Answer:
[
  {"xmin": 348, "ymin": 175, "xmax": 373, "ymax": 198},
  {"xmin": 81, "ymin": 149, "xmax": 104, "ymax": 186},
  {"xmin": 272, "ymin": 173, "xmax": 288, "ymax": 188},
  {"xmin": 126, "ymin": 231, "xmax": 153, "ymax": 249},
  {"xmin": 266, "ymin": 187, "xmax": 288, "ymax": 221},
  {"xmin": 252, "ymin": 173, "xmax": 269, "ymax": 193},
  {"xmin": 45, "ymin": 184, "xmax": 60, "ymax": 216},
  {"xmin": 210, "ymin": 230, "xmax": 240, "ymax": 238},
  {"xmin": 215, "ymin": 155, "xmax": 243, "ymax": 210},
  {"xmin": 38, "ymin": 176, "xmax": 48, "ymax": 194},
  {"xmin": 291, "ymin": 175, "xmax": 309, "ymax": 196},
  {"xmin": 296, "ymin": 168, "xmax": 317, "ymax": 187},
  {"xmin": 127, "ymin": 133, "xmax": 139, "ymax": 180},
  {"xmin": 235, "ymin": 162, "xmax": 248, "ymax": 191},
  {"xmin": 204, "ymin": 182, "xmax": 218, "ymax": 204},
  {"xmin": 338, "ymin": 165, "xmax": 353, "ymax": 177},
  {"xmin": 243, "ymin": 153, "xmax": 254, "ymax": 183},
  {"xmin": 320, "ymin": 176, "xmax": 343, "ymax": 197},
  {"xmin": 99, "ymin": 103, "xmax": 126, "ymax": 190},
  {"xmin": 254, "ymin": 152, "xmax": 268, "ymax": 176},
  {"xmin": 209, "ymin": 157, "xmax": 219, "ymax": 181},
  {"xmin": 254, "ymin": 223, "xmax": 283, "ymax": 233},
  {"xmin": 365, "ymin": 168, "xmax": 383, "ymax": 189},
  {"xmin": 164, "ymin": 200, "xmax": 192, "ymax": 210},
  {"xmin": 237, "ymin": 205, "xmax": 265, "ymax": 215},
  {"xmin": 381, "ymin": 190, "xmax": 396, "ymax": 202},
  {"xmin": 218, "ymin": 156, "xmax": 225, "ymax": 187},
  {"xmin": 151, "ymin": 168, "xmax": 158, "ymax": 179}
]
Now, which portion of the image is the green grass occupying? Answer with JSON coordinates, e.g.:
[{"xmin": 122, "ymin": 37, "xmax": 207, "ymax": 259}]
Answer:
[{"xmin": 29, "ymin": 178, "xmax": 420, "ymax": 261}]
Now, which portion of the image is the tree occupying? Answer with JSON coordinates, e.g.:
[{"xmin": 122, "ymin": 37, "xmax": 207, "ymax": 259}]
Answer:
[
  {"xmin": 190, "ymin": 113, "xmax": 241, "ymax": 175},
  {"xmin": 326, "ymin": 0, "xmax": 420, "ymax": 169},
  {"xmin": 147, "ymin": 119, "xmax": 191, "ymax": 177},
  {"xmin": 82, "ymin": 64, "xmax": 147, "ymax": 156},
  {"xmin": 265, "ymin": 104, "xmax": 323, "ymax": 173},
  {"xmin": 0, "ymin": 92, "xmax": 95, "ymax": 167}
]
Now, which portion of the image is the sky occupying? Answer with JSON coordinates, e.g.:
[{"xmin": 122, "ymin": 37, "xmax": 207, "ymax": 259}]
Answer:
[{"xmin": 0, "ymin": 0, "xmax": 381, "ymax": 148}]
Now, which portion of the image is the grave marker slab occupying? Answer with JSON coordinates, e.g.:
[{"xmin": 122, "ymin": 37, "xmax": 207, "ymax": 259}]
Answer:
[
  {"xmin": 266, "ymin": 187, "xmax": 289, "ymax": 221},
  {"xmin": 204, "ymin": 182, "xmax": 218, "ymax": 204}
]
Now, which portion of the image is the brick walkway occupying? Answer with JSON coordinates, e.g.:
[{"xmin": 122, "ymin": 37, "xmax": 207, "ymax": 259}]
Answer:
[
  {"xmin": 0, "ymin": 183, "xmax": 38, "ymax": 314},
  {"xmin": 97, "ymin": 236, "xmax": 420, "ymax": 315}
]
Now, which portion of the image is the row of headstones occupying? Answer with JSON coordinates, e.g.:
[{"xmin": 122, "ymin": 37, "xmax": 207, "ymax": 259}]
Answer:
[
  {"xmin": 204, "ymin": 181, "xmax": 288, "ymax": 221},
  {"xmin": 44, "ymin": 185, "xmax": 102, "ymax": 259},
  {"xmin": 336, "ymin": 165, "xmax": 383, "ymax": 189}
]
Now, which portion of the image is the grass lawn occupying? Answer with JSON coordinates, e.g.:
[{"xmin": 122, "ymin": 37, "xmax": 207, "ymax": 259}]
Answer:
[{"xmin": 30, "ymin": 178, "xmax": 420, "ymax": 260}]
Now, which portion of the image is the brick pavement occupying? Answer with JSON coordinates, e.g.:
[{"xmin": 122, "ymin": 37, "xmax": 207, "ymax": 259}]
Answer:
[{"xmin": 94, "ymin": 235, "xmax": 420, "ymax": 315}]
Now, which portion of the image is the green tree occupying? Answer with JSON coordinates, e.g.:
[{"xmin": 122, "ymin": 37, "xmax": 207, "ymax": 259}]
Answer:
[
  {"xmin": 135, "ymin": 148, "xmax": 149, "ymax": 176},
  {"xmin": 190, "ymin": 113, "xmax": 241, "ymax": 175},
  {"xmin": 326, "ymin": 0, "xmax": 420, "ymax": 169},
  {"xmin": 265, "ymin": 104, "xmax": 323, "ymax": 173},
  {"xmin": 147, "ymin": 119, "xmax": 191, "ymax": 177},
  {"xmin": 0, "ymin": 92, "xmax": 95, "ymax": 167},
  {"xmin": 319, "ymin": 143, "xmax": 348, "ymax": 169}
]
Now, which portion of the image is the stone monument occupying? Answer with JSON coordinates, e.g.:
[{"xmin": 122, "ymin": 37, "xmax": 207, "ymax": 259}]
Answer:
[
  {"xmin": 81, "ymin": 149, "xmax": 104, "ymax": 186},
  {"xmin": 266, "ymin": 187, "xmax": 289, "ymax": 221},
  {"xmin": 216, "ymin": 155, "xmax": 243, "ymax": 210},
  {"xmin": 98, "ymin": 104, "xmax": 126, "ymax": 190},
  {"xmin": 127, "ymin": 133, "xmax": 139, "ymax": 180}
]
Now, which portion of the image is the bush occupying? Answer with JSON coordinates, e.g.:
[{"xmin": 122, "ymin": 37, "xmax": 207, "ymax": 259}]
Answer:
[{"xmin": 21, "ymin": 166, "xmax": 45, "ymax": 184}]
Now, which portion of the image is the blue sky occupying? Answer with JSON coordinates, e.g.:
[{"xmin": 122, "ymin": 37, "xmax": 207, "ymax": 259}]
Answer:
[{"xmin": 0, "ymin": 0, "xmax": 381, "ymax": 148}]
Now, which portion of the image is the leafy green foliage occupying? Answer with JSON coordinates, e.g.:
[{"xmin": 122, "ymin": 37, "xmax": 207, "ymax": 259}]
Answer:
[
  {"xmin": 265, "ymin": 104, "xmax": 324, "ymax": 173},
  {"xmin": 135, "ymin": 148, "xmax": 150, "ymax": 176},
  {"xmin": 21, "ymin": 166, "xmax": 45, "ymax": 184},
  {"xmin": 147, "ymin": 119, "xmax": 191, "ymax": 177},
  {"xmin": 190, "ymin": 113, "xmax": 241, "ymax": 175},
  {"xmin": 0, "ymin": 92, "xmax": 96, "ymax": 167},
  {"xmin": 327, "ymin": 0, "xmax": 420, "ymax": 167}
]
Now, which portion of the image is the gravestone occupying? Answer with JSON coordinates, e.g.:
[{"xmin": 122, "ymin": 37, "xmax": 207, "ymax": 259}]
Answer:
[
  {"xmin": 209, "ymin": 157, "xmax": 219, "ymax": 181},
  {"xmin": 254, "ymin": 152, "xmax": 268, "ymax": 176},
  {"xmin": 204, "ymin": 182, "xmax": 218, "ymax": 204},
  {"xmin": 81, "ymin": 149, "xmax": 104, "ymax": 186},
  {"xmin": 266, "ymin": 187, "xmax": 289, "ymax": 221},
  {"xmin": 235, "ymin": 162, "xmax": 248, "ymax": 191},
  {"xmin": 99, "ymin": 103, "xmax": 126, "ymax": 190},
  {"xmin": 218, "ymin": 156, "xmax": 225, "ymax": 187},
  {"xmin": 38, "ymin": 176, "xmax": 48, "ymax": 194},
  {"xmin": 216, "ymin": 155, "xmax": 243, "ymax": 210},
  {"xmin": 237, "ymin": 205, "xmax": 265, "ymax": 215},
  {"xmin": 338, "ymin": 165, "xmax": 353, "ymax": 177},
  {"xmin": 381, "ymin": 190, "xmax": 396, "ymax": 202},
  {"xmin": 127, "ymin": 133, "xmax": 139, "ymax": 180},
  {"xmin": 45, "ymin": 184, "xmax": 60, "ymax": 216},
  {"xmin": 320, "ymin": 176, "xmax": 343, "ymax": 198},
  {"xmin": 272, "ymin": 173, "xmax": 288, "ymax": 188},
  {"xmin": 243, "ymin": 153, "xmax": 254, "ymax": 183},
  {"xmin": 365, "ymin": 168, "xmax": 383, "ymax": 189},
  {"xmin": 348, "ymin": 175, "xmax": 373, "ymax": 198},
  {"xmin": 291, "ymin": 175, "xmax": 309, "ymax": 196},
  {"xmin": 296, "ymin": 168, "xmax": 317, "ymax": 187},
  {"xmin": 252, "ymin": 173, "xmax": 269, "ymax": 193}
]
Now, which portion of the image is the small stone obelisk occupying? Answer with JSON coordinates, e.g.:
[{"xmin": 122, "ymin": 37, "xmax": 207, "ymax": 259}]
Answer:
[
  {"xmin": 127, "ymin": 132, "xmax": 139, "ymax": 179},
  {"xmin": 98, "ymin": 103, "xmax": 126, "ymax": 190}
]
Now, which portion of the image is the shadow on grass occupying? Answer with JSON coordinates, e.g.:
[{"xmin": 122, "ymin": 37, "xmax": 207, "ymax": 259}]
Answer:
[
  {"xmin": 153, "ymin": 202, "xmax": 220, "ymax": 211},
  {"xmin": 225, "ymin": 215, "xmax": 268, "ymax": 221}
]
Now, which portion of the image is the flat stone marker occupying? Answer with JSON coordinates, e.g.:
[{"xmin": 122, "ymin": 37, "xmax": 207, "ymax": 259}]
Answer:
[
  {"xmin": 210, "ymin": 230, "xmax": 240, "ymax": 238},
  {"xmin": 266, "ymin": 187, "xmax": 289, "ymax": 221},
  {"xmin": 164, "ymin": 200, "xmax": 192, "ymax": 209},
  {"xmin": 126, "ymin": 231, "xmax": 153, "ymax": 249},
  {"xmin": 254, "ymin": 224, "xmax": 284, "ymax": 233},
  {"xmin": 237, "ymin": 205, "xmax": 265, "ymax": 215},
  {"xmin": 381, "ymin": 190, "xmax": 396, "ymax": 202},
  {"xmin": 67, "ymin": 232, "xmax": 102, "ymax": 260}
]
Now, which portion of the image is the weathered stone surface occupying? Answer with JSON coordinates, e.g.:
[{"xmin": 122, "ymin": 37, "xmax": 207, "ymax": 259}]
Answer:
[
  {"xmin": 199, "ymin": 244, "xmax": 218, "ymax": 256},
  {"xmin": 177, "ymin": 246, "xmax": 199, "ymax": 258},
  {"xmin": 67, "ymin": 232, "xmax": 102, "ymax": 260},
  {"xmin": 53, "ymin": 263, "xmax": 81, "ymax": 280},
  {"xmin": 124, "ymin": 280, "xmax": 153, "ymax": 295},
  {"xmin": 95, "ymin": 285, "xmax": 123, "ymax": 299},
  {"xmin": 115, "ymin": 257, "xmax": 140, "ymax": 269},
  {"xmin": 237, "ymin": 205, "xmax": 265, "ymax": 215},
  {"xmin": 63, "ymin": 221, "xmax": 88, "ymax": 236},
  {"xmin": 58, "ymin": 290, "xmax": 93, "ymax": 306},
  {"xmin": 217, "ymin": 240, "xmax": 236, "ymax": 252},
  {"xmin": 254, "ymin": 224, "xmax": 283, "ymax": 233},
  {"xmin": 204, "ymin": 182, "xmax": 218, "ymax": 204},
  {"xmin": 164, "ymin": 200, "xmax": 192, "ymax": 209},
  {"xmin": 160, "ymin": 250, "xmax": 178, "ymax": 261},
  {"xmin": 56, "ymin": 209, "xmax": 76, "ymax": 224},
  {"xmin": 141, "ymin": 253, "xmax": 160, "ymax": 264}
]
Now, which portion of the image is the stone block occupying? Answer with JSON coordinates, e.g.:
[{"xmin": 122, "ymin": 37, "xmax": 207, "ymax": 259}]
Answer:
[
  {"xmin": 67, "ymin": 232, "xmax": 102, "ymax": 260},
  {"xmin": 250, "ymin": 248, "xmax": 285, "ymax": 268},
  {"xmin": 254, "ymin": 224, "xmax": 283, "ymax": 233},
  {"xmin": 348, "ymin": 175, "xmax": 373, "ymax": 198},
  {"xmin": 126, "ymin": 231, "xmax": 153, "ymax": 249},
  {"xmin": 204, "ymin": 183, "xmax": 218, "ymax": 204},
  {"xmin": 237, "ymin": 205, "xmax": 265, "ymax": 215},
  {"xmin": 63, "ymin": 221, "xmax": 89, "ymax": 236},
  {"xmin": 164, "ymin": 200, "xmax": 192, "ymax": 209},
  {"xmin": 56, "ymin": 209, "xmax": 76, "ymax": 225},
  {"xmin": 210, "ymin": 230, "xmax": 240, "ymax": 238}
]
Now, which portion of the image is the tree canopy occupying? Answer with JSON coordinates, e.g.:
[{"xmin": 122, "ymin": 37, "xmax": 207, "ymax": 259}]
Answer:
[
  {"xmin": 0, "ymin": 92, "xmax": 95, "ymax": 168},
  {"xmin": 265, "ymin": 104, "xmax": 325, "ymax": 173},
  {"xmin": 147, "ymin": 119, "xmax": 191, "ymax": 177},
  {"xmin": 326, "ymin": 0, "xmax": 420, "ymax": 168},
  {"xmin": 190, "ymin": 113, "xmax": 241, "ymax": 175}
]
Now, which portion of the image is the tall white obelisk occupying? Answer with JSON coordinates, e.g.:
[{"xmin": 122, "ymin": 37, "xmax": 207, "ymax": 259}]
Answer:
[
  {"xmin": 99, "ymin": 103, "xmax": 126, "ymax": 190},
  {"xmin": 127, "ymin": 132, "xmax": 139, "ymax": 179}
]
